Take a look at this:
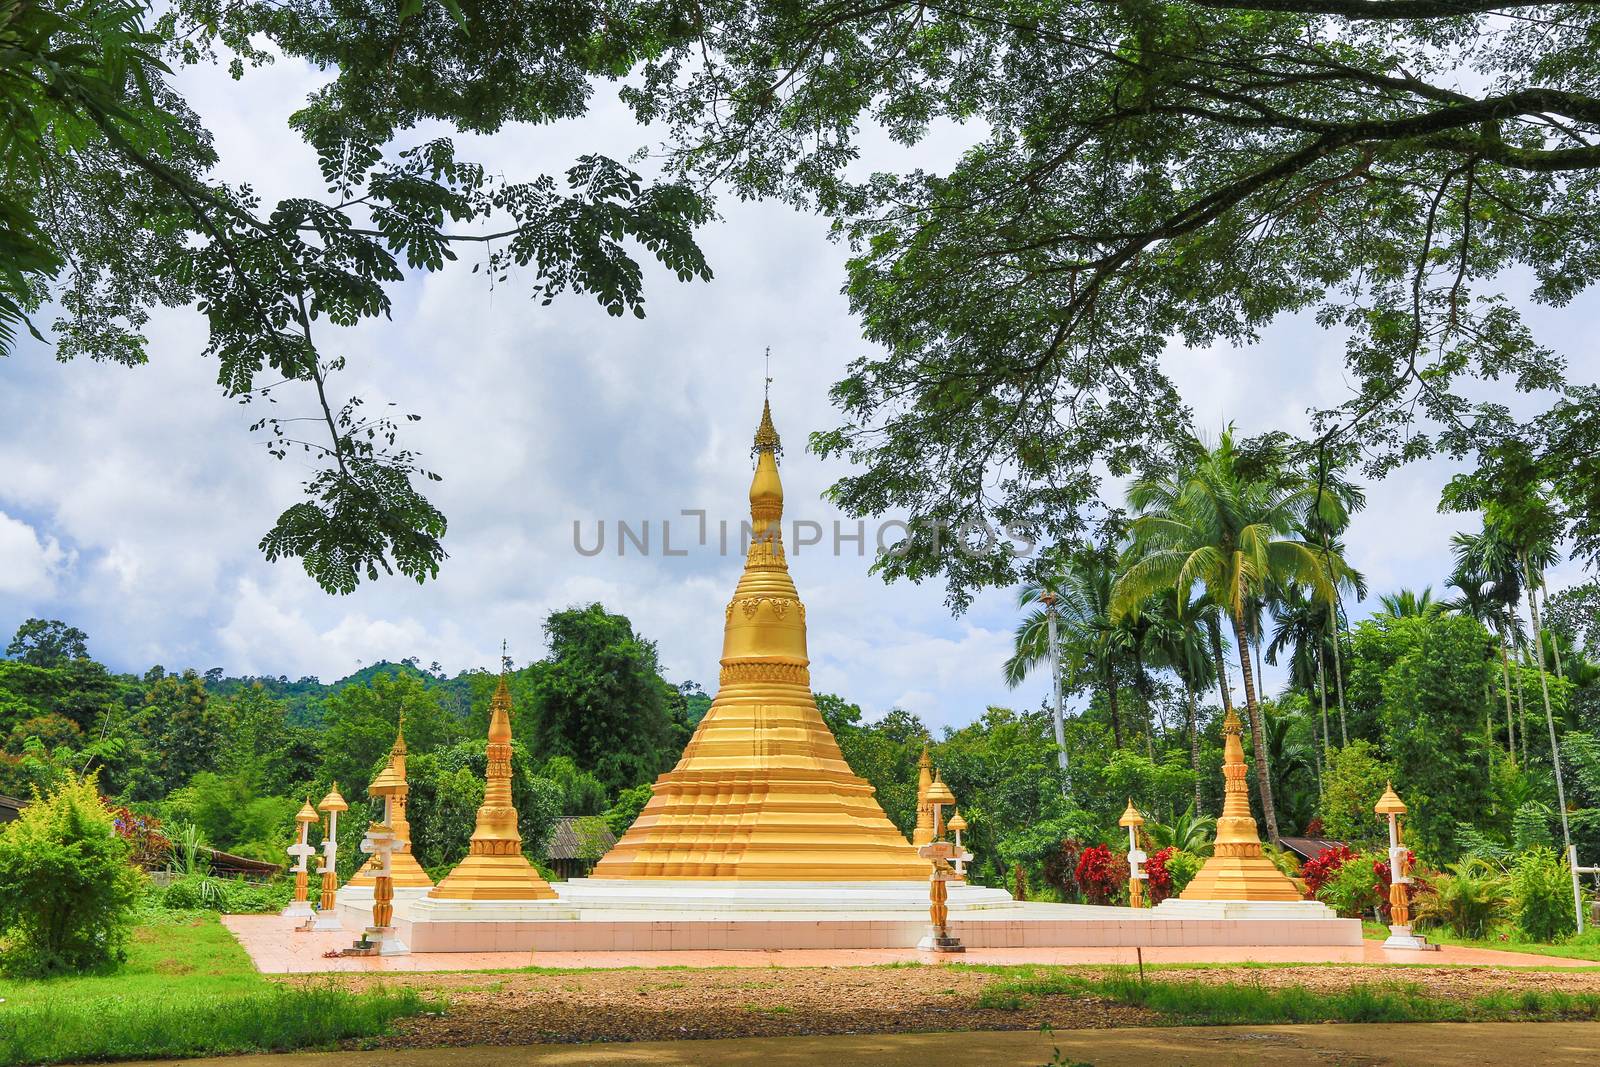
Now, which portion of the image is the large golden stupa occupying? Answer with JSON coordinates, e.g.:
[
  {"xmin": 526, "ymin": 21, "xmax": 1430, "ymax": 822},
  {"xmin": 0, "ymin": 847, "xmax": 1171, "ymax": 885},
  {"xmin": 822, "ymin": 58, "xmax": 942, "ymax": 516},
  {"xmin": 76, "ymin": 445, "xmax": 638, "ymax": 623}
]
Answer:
[{"xmin": 589, "ymin": 398, "xmax": 927, "ymax": 880}]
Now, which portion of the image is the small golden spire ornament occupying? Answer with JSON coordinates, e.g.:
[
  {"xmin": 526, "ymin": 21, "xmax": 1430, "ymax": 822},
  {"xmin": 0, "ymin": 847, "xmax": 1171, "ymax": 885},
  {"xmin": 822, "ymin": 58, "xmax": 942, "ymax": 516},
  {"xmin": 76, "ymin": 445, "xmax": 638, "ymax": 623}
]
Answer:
[
  {"xmin": 913, "ymin": 746, "xmax": 935, "ymax": 846},
  {"xmin": 1119, "ymin": 799, "xmax": 1148, "ymax": 909},
  {"xmin": 347, "ymin": 718, "xmax": 433, "ymax": 892},
  {"xmin": 427, "ymin": 668, "xmax": 557, "ymax": 901},
  {"xmin": 1375, "ymin": 782, "xmax": 1435, "ymax": 950}
]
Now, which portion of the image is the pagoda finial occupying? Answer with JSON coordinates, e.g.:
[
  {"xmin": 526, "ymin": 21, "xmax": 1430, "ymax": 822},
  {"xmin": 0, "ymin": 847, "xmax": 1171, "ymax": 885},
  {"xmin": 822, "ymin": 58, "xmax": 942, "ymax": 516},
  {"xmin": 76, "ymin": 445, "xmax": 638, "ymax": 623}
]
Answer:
[
  {"xmin": 500, "ymin": 638, "xmax": 511, "ymax": 675},
  {"xmin": 753, "ymin": 353, "xmax": 782, "ymax": 460}
]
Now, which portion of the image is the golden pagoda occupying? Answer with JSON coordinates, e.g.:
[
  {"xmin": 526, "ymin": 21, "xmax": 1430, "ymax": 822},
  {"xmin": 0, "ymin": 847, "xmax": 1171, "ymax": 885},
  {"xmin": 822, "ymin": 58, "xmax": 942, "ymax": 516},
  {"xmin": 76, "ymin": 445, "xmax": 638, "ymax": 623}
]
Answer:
[
  {"xmin": 346, "ymin": 720, "xmax": 433, "ymax": 892},
  {"xmin": 1177, "ymin": 709, "xmax": 1302, "ymax": 901},
  {"xmin": 427, "ymin": 673, "xmax": 558, "ymax": 900},
  {"xmin": 589, "ymin": 397, "xmax": 927, "ymax": 880}
]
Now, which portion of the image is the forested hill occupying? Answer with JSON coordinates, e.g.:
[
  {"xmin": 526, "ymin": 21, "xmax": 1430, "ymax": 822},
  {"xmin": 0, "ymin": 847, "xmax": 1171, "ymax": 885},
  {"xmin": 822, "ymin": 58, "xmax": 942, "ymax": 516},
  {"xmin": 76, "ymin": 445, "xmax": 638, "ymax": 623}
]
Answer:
[{"xmin": 0, "ymin": 605, "xmax": 714, "ymax": 868}]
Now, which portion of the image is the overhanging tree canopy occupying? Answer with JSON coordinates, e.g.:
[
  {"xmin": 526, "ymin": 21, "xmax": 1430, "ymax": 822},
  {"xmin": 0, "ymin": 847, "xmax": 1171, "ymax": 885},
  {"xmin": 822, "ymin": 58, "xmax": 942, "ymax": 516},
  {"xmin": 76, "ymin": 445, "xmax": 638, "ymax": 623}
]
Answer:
[{"xmin": 629, "ymin": 0, "xmax": 1598, "ymax": 603}]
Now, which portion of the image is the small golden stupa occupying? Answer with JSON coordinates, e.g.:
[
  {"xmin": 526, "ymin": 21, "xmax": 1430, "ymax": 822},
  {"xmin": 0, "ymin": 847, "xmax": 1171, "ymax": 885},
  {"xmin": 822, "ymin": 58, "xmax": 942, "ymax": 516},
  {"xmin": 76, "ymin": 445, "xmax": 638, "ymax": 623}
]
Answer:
[
  {"xmin": 427, "ymin": 672, "xmax": 558, "ymax": 900},
  {"xmin": 346, "ymin": 720, "xmax": 434, "ymax": 892},
  {"xmin": 912, "ymin": 746, "xmax": 935, "ymax": 846},
  {"xmin": 1177, "ymin": 709, "xmax": 1302, "ymax": 902},
  {"xmin": 589, "ymin": 396, "xmax": 927, "ymax": 880}
]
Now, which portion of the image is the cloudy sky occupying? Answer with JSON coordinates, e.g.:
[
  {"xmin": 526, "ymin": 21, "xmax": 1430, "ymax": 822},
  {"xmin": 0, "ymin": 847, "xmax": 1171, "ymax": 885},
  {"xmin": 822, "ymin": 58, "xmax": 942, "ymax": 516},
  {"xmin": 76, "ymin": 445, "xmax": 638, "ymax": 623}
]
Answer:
[{"xmin": 1, "ymin": 52, "xmax": 1595, "ymax": 732}]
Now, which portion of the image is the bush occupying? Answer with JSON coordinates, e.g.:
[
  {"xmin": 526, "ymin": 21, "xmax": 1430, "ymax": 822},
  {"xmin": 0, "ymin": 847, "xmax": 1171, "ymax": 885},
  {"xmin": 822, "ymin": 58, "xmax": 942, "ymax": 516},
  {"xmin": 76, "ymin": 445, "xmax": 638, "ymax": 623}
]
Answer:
[
  {"xmin": 1510, "ymin": 848, "xmax": 1577, "ymax": 943},
  {"xmin": 1164, "ymin": 850, "xmax": 1204, "ymax": 897},
  {"xmin": 1414, "ymin": 858, "xmax": 1508, "ymax": 940},
  {"xmin": 0, "ymin": 775, "xmax": 145, "ymax": 975},
  {"xmin": 160, "ymin": 876, "xmax": 292, "ymax": 914},
  {"xmin": 1316, "ymin": 851, "xmax": 1383, "ymax": 919},
  {"xmin": 1302, "ymin": 844, "xmax": 1356, "ymax": 895},
  {"xmin": 1145, "ymin": 847, "xmax": 1176, "ymax": 903},
  {"xmin": 1074, "ymin": 843, "xmax": 1121, "ymax": 906}
]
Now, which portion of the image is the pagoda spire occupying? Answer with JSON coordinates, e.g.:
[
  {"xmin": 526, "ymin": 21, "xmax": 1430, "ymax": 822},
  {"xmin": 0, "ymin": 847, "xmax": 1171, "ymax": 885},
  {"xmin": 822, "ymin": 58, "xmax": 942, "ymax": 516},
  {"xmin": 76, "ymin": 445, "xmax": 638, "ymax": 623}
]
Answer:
[
  {"xmin": 590, "ymin": 394, "xmax": 926, "ymax": 880},
  {"xmin": 1176, "ymin": 709, "xmax": 1302, "ymax": 901},
  {"xmin": 428, "ymin": 659, "xmax": 557, "ymax": 900},
  {"xmin": 347, "ymin": 715, "xmax": 433, "ymax": 891}
]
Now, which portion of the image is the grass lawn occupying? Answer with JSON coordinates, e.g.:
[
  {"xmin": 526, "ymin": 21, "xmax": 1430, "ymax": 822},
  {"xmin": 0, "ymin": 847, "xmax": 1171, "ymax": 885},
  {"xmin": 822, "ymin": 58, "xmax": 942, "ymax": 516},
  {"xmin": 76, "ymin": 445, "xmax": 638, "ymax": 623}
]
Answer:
[
  {"xmin": 1362, "ymin": 921, "xmax": 1600, "ymax": 963},
  {"xmin": 0, "ymin": 911, "xmax": 432, "ymax": 1067},
  {"xmin": 976, "ymin": 967, "xmax": 1600, "ymax": 1024}
]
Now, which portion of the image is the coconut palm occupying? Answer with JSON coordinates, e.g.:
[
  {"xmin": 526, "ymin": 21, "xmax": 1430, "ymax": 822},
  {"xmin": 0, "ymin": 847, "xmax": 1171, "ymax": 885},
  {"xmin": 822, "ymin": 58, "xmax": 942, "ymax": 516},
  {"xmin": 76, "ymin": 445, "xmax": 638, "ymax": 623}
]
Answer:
[
  {"xmin": 1113, "ymin": 428, "xmax": 1342, "ymax": 844},
  {"xmin": 1300, "ymin": 462, "xmax": 1367, "ymax": 747},
  {"xmin": 1006, "ymin": 548, "xmax": 1131, "ymax": 753},
  {"xmin": 1377, "ymin": 586, "xmax": 1442, "ymax": 619},
  {"xmin": 1451, "ymin": 528, "xmax": 1528, "ymax": 762},
  {"xmin": 1143, "ymin": 585, "xmax": 1218, "ymax": 808},
  {"xmin": 1265, "ymin": 585, "xmax": 1336, "ymax": 774}
]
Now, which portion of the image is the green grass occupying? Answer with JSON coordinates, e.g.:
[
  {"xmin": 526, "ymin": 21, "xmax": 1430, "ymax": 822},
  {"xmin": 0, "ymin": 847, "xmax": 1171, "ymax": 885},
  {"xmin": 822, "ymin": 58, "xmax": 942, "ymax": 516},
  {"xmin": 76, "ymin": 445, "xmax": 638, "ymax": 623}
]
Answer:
[
  {"xmin": 1363, "ymin": 920, "xmax": 1600, "ymax": 963},
  {"xmin": 0, "ymin": 912, "xmax": 434, "ymax": 1066},
  {"xmin": 975, "ymin": 966, "xmax": 1600, "ymax": 1024}
]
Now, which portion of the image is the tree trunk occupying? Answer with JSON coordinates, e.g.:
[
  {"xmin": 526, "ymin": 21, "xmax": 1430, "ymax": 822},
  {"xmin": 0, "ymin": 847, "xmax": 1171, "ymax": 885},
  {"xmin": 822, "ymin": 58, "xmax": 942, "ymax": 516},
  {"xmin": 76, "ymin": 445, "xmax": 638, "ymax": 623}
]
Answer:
[
  {"xmin": 1328, "ymin": 600, "xmax": 1349, "ymax": 746},
  {"xmin": 1184, "ymin": 681, "xmax": 1202, "ymax": 811},
  {"xmin": 1045, "ymin": 604, "xmax": 1068, "ymax": 791},
  {"xmin": 1523, "ymin": 552, "xmax": 1573, "ymax": 861},
  {"xmin": 1515, "ymin": 648, "xmax": 1528, "ymax": 765},
  {"xmin": 1316, "ymin": 638, "xmax": 1330, "ymax": 784},
  {"xmin": 1543, "ymin": 576, "xmax": 1567, "ymax": 684},
  {"xmin": 1499, "ymin": 634, "xmax": 1515, "ymax": 761},
  {"xmin": 1230, "ymin": 611, "xmax": 1280, "ymax": 844},
  {"xmin": 1106, "ymin": 667, "xmax": 1124, "ymax": 750}
]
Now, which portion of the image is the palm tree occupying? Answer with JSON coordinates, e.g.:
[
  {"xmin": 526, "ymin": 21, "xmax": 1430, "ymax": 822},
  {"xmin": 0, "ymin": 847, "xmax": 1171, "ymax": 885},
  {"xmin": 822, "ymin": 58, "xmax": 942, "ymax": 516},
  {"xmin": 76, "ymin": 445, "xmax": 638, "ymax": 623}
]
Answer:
[
  {"xmin": 1445, "ymin": 537, "xmax": 1524, "ymax": 760},
  {"xmin": 1452, "ymin": 524, "xmax": 1523, "ymax": 758},
  {"xmin": 1113, "ymin": 428, "xmax": 1341, "ymax": 844},
  {"xmin": 1007, "ymin": 566, "xmax": 1070, "ymax": 783},
  {"xmin": 1143, "ymin": 802, "xmax": 1217, "ymax": 856},
  {"xmin": 1301, "ymin": 461, "xmax": 1367, "ymax": 747},
  {"xmin": 1377, "ymin": 586, "xmax": 1442, "ymax": 618},
  {"xmin": 1006, "ymin": 549, "xmax": 1130, "ymax": 754},
  {"xmin": 1144, "ymin": 585, "xmax": 1217, "ymax": 808},
  {"xmin": 1265, "ymin": 584, "xmax": 1335, "ymax": 775}
]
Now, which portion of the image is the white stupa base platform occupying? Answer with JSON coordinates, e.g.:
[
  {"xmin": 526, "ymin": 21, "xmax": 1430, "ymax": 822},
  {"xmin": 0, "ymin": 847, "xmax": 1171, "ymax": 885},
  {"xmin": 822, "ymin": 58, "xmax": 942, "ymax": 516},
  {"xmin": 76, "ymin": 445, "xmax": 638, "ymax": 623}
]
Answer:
[
  {"xmin": 344, "ymin": 880, "xmax": 1361, "ymax": 952},
  {"xmin": 280, "ymin": 900, "xmax": 314, "ymax": 919},
  {"xmin": 1152, "ymin": 898, "xmax": 1341, "ymax": 921},
  {"xmin": 308, "ymin": 911, "xmax": 344, "ymax": 932},
  {"xmin": 552, "ymin": 878, "xmax": 1016, "ymax": 913},
  {"xmin": 402, "ymin": 895, "xmax": 580, "ymax": 952}
]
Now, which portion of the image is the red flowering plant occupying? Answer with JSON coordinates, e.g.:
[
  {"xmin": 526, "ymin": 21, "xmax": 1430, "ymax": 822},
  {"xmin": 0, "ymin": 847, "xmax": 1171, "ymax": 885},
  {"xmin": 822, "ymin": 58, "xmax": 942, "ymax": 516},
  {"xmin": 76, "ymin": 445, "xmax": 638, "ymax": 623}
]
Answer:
[
  {"xmin": 1300, "ymin": 843, "xmax": 1356, "ymax": 895},
  {"xmin": 1074, "ymin": 843, "xmax": 1121, "ymax": 905},
  {"xmin": 1304, "ymin": 817, "xmax": 1325, "ymax": 837},
  {"xmin": 1145, "ymin": 846, "xmax": 1178, "ymax": 903},
  {"xmin": 109, "ymin": 805, "xmax": 170, "ymax": 870}
]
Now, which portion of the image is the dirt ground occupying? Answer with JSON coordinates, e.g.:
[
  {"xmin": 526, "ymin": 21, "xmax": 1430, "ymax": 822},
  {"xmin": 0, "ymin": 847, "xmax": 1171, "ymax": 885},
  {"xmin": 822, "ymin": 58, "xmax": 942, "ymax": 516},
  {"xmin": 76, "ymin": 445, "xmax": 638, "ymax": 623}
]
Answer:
[{"xmin": 297, "ymin": 962, "xmax": 1600, "ymax": 1048}]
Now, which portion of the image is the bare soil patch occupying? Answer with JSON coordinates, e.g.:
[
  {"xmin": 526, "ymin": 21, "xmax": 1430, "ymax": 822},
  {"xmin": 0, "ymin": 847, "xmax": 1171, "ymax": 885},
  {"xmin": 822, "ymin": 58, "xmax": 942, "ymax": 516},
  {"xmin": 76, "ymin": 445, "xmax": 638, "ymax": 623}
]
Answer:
[{"xmin": 285, "ymin": 962, "xmax": 1600, "ymax": 1048}]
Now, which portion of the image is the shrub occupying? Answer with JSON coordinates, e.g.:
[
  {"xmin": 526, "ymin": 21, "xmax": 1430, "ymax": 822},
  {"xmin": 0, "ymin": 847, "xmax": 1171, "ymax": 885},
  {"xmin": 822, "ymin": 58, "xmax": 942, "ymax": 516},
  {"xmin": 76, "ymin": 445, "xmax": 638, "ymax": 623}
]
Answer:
[
  {"xmin": 0, "ymin": 775, "xmax": 145, "ymax": 975},
  {"xmin": 1164, "ymin": 850, "xmax": 1204, "ymax": 897},
  {"xmin": 1301, "ymin": 844, "xmax": 1356, "ymax": 894},
  {"xmin": 1074, "ymin": 843, "xmax": 1121, "ymax": 905},
  {"xmin": 1145, "ymin": 846, "xmax": 1176, "ymax": 903},
  {"xmin": 160, "ymin": 876, "xmax": 291, "ymax": 914},
  {"xmin": 1316, "ymin": 851, "xmax": 1382, "ymax": 919},
  {"xmin": 1510, "ymin": 848, "xmax": 1577, "ymax": 943},
  {"xmin": 1414, "ymin": 858, "xmax": 1508, "ymax": 940}
]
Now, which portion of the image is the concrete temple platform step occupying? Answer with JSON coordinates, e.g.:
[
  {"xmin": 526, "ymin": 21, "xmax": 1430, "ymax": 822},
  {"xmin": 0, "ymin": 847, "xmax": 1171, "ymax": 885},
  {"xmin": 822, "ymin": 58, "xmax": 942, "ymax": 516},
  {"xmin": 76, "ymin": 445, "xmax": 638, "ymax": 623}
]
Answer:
[{"xmin": 334, "ymin": 891, "xmax": 1360, "ymax": 953}]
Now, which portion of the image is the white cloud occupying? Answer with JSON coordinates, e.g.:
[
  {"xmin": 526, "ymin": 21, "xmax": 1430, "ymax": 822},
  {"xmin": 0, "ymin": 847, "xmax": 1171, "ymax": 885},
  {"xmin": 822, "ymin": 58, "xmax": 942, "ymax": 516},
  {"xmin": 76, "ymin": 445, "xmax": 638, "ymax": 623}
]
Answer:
[{"xmin": 0, "ymin": 512, "xmax": 70, "ymax": 598}]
